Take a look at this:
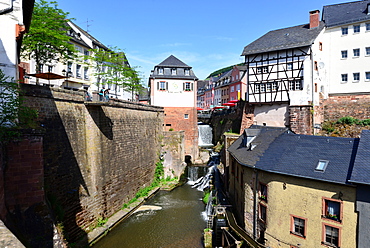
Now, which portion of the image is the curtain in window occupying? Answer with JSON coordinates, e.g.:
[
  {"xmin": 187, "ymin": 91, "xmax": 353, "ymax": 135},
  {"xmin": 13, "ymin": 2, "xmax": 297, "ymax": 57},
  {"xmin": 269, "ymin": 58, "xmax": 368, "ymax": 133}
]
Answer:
[{"xmin": 327, "ymin": 201, "xmax": 339, "ymax": 216}]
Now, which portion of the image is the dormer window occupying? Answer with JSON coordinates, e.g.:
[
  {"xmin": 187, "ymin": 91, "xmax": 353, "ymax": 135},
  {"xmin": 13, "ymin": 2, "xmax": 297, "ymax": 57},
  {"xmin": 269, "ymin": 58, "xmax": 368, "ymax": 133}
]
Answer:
[
  {"xmin": 367, "ymin": 3, "xmax": 370, "ymax": 15},
  {"xmin": 158, "ymin": 68, "xmax": 163, "ymax": 75},
  {"xmin": 171, "ymin": 68, "xmax": 177, "ymax": 75},
  {"xmin": 185, "ymin": 69, "xmax": 190, "ymax": 76}
]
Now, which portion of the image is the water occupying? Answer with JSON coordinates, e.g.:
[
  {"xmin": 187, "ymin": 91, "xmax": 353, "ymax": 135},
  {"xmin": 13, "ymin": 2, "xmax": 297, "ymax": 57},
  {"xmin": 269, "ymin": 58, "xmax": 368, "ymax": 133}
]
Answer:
[
  {"xmin": 198, "ymin": 124, "xmax": 213, "ymax": 148},
  {"xmin": 93, "ymin": 167, "xmax": 208, "ymax": 248}
]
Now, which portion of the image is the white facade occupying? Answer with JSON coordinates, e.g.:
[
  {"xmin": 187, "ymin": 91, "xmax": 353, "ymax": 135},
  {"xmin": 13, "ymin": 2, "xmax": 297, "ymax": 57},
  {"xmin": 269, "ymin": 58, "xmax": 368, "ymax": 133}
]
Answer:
[
  {"xmin": 0, "ymin": 0, "xmax": 26, "ymax": 80},
  {"xmin": 151, "ymin": 78, "xmax": 196, "ymax": 107},
  {"xmin": 25, "ymin": 21, "xmax": 137, "ymax": 101},
  {"xmin": 323, "ymin": 22, "xmax": 370, "ymax": 95}
]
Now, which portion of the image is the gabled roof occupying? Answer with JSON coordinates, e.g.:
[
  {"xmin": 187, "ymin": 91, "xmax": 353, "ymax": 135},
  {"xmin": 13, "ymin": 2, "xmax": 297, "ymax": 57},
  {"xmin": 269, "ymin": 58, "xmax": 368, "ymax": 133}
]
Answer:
[
  {"xmin": 229, "ymin": 126, "xmax": 359, "ymax": 185},
  {"xmin": 323, "ymin": 0, "xmax": 370, "ymax": 28},
  {"xmin": 349, "ymin": 130, "xmax": 370, "ymax": 185},
  {"xmin": 241, "ymin": 22, "xmax": 324, "ymax": 56},
  {"xmin": 157, "ymin": 55, "xmax": 190, "ymax": 68},
  {"xmin": 69, "ymin": 21, "xmax": 108, "ymax": 50},
  {"xmin": 228, "ymin": 126, "xmax": 290, "ymax": 168}
]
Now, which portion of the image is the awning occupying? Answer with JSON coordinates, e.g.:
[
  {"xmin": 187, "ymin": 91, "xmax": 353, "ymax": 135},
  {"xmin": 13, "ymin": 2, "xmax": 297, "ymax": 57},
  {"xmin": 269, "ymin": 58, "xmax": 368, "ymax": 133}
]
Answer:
[
  {"xmin": 228, "ymin": 100, "xmax": 239, "ymax": 103},
  {"xmin": 27, "ymin": 72, "xmax": 67, "ymax": 80},
  {"xmin": 222, "ymin": 103, "xmax": 236, "ymax": 107},
  {"xmin": 197, "ymin": 107, "xmax": 204, "ymax": 111}
]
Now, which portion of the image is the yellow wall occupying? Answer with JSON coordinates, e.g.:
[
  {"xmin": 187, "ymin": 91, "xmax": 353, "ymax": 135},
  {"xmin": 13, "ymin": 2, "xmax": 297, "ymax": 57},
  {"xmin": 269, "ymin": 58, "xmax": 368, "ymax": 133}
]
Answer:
[{"xmin": 229, "ymin": 161, "xmax": 357, "ymax": 248}]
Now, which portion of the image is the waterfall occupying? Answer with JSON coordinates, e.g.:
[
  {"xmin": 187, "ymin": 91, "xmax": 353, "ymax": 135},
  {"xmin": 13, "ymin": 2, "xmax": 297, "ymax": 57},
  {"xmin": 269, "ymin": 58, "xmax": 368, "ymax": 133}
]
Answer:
[{"xmin": 198, "ymin": 124, "xmax": 213, "ymax": 148}]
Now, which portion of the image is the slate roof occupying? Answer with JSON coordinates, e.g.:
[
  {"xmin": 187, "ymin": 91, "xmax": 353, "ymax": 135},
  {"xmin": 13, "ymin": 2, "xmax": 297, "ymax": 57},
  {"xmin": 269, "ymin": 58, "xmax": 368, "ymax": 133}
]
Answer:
[
  {"xmin": 228, "ymin": 126, "xmax": 359, "ymax": 185},
  {"xmin": 323, "ymin": 0, "xmax": 370, "ymax": 27},
  {"xmin": 349, "ymin": 130, "xmax": 370, "ymax": 185},
  {"xmin": 228, "ymin": 126, "xmax": 290, "ymax": 168},
  {"xmin": 157, "ymin": 55, "xmax": 190, "ymax": 68},
  {"xmin": 241, "ymin": 22, "xmax": 324, "ymax": 56},
  {"xmin": 69, "ymin": 21, "xmax": 109, "ymax": 50},
  {"xmin": 149, "ymin": 55, "xmax": 198, "ymax": 80}
]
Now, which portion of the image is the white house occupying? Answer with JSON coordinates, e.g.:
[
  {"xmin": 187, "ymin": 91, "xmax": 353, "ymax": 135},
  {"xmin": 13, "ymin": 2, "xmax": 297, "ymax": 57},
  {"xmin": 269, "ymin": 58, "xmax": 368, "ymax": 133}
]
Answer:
[
  {"xmin": 148, "ymin": 55, "xmax": 199, "ymax": 161},
  {"xmin": 321, "ymin": 0, "xmax": 370, "ymax": 95},
  {"xmin": 0, "ymin": 0, "xmax": 34, "ymax": 80}
]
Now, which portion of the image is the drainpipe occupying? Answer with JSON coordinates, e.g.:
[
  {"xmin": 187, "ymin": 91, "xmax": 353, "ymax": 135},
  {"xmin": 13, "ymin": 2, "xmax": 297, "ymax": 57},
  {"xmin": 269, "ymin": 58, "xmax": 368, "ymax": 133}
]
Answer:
[
  {"xmin": 311, "ymin": 48, "xmax": 315, "ymax": 134},
  {"xmin": 253, "ymin": 169, "xmax": 258, "ymax": 240},
  {"xmin": 0, "ymin": 0, "xmax": 13, "ymax": 15}
]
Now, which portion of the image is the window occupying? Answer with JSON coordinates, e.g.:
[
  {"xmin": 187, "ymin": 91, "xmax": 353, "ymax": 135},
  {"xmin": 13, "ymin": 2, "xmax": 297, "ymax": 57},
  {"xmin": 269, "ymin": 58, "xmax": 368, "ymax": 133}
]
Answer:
[
  {"xmin": 319, "ymin": 42, "xmax": 323, "ymax": 51},
  {"xmin": 262, "ymin": 66, "xmax": 268, "ymax": 73},
  {"xmin": 290, "ymin": 215, "xmax": 306, "ymax": 238},
  {"xmin": 184, "ymin": 82, "xmax": 193, "ymax": 91},
  {"xmin": 287, "ymin": 63, "xmax": 293, "ymax": 70},
  {"xmin": 366, "ymin": 23, "xmax": 370, "ymax": 31},
  {"xmin": 341, "ymin": 27, "xmax": 348, "ymax": 35},
  {"xmin": 289, "ymin": 80, "xmax": 302, "ymax": 91},
  {"xmin": 260, "ymin": 83, "xmax": 266, "ymax": 93},
  {"xmin": 259, "ymin": 204, "xmax": 267, "ymax": 222},
  {"xmin": 158, "ymin": 68, "xmax": 163, "ymax": 75},
  {"xmin": 366, "ymin": 47, "xmax": 370, "ymax": 56},
  {"xmin": 366, "ymin": 72, "xmax": 370, "ymax": 81},
  {"xmin": 353, "ymin": 48, "xmax": 360, "ymax": 57},
  {"xmin": 266, "ymin": 83, "xmax": 272, "ymax": 92},
  {"xmin": 314, "ymin": 61, "xmax": 318, "ymax": 70},
  {"xmin": 67, "ymin": 62, "xmax": 73, "ymax": 76},
  {"xmin": 185, "ymin": 69, "xmax": 190, "ymax": 76},
  {"xmin": 158, "ymin": 81, "xmax": 167, "ymax": 91},
  {"xmin": 259, "ymin": 183, "xmax": 267, "ymax": 202},
  {"xmin": 323, "ymin": 224, "xmax": 340, "ymax": 247},
  {"xmin": 315, "ymin": 160, "xmax": 329, "ymax": 172},
  {"xmin": 236, "ymin": 84, "xmax": 240, "ymax": 91},
  {"xmin": 47, "ymin": 65, "xmax": 53, "ymax": 72},
  {"xmin": 255, "ymin": 84, "xmax": 260, "ymax": 93},
  {"xmin": 84, "ymin": 67, "xmax": 89, "ymax": 80},
  {"xmin": 272, "ymin": 82, "xmax": 278, "ymax": 91},
  {"xmin": 184, "ymin": 114, "xmax": 189, "ymax": 119},
  {"xmin": 323, "ymin": 198, "xmax": 342, "ymax": 222},
  {"xmin": 171, "ymin": 68, "xmax": 177, "ymax": 75},
  {"xmin": 353, "ymin": 72, "xmax": 360, "ymax": 82},
  {"xmin": 84, "ymin": 50, "xmax": 89, "ymax": 62},
  {"xmin": 76, "ymin": 64, "xmax": 81, "ymax": 78},
  {"xmin": 341, "ymin": 74, "xmax": 348, "ymax": 83},
  {"xmin": 341, "ymin": 50, "xmax": 348, "ymax": 59},
  {"xmin": 256, "ymin": 67, "xmax": 262, "ymax": 74},
  {"xmin": 353, "ymin": 25, "xmax": 361, "ymax": 33}
]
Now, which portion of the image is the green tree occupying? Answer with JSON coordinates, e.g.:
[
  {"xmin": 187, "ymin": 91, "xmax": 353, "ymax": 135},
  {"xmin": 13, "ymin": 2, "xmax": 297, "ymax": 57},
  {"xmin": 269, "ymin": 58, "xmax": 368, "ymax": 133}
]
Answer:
[
  {"xmin": 21, "ymin": 0, "xmax": 76, "ymax": 81},
  {"xmin": 86, "ymin": 46, "xmax": 143, "ymax": 99},
  {"xmin": 0, "ymin": 70, "xmax": 38, "ymax": 142}
]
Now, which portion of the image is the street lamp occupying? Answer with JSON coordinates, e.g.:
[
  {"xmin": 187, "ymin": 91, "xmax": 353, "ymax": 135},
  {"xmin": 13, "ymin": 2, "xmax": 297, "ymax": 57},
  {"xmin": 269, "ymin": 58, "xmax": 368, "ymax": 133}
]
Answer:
[{"xmin": 62, "ymin": 69, "xmax": 71, "ymax": 88}]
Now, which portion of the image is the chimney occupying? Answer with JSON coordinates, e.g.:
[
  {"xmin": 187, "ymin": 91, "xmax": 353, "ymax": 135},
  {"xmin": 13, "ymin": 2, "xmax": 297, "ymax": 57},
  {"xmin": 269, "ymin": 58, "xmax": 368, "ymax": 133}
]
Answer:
[{"xmin": 309, "ymin": 10, "xmax": 320, "ymax": 29}]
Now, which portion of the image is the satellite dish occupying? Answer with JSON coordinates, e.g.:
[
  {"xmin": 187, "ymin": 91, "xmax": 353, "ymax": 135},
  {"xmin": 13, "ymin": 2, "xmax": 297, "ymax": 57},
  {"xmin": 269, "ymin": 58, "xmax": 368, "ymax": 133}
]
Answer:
[{"xmin": 319, "ymin": 62, "xmax": 325, "ymax": 69}]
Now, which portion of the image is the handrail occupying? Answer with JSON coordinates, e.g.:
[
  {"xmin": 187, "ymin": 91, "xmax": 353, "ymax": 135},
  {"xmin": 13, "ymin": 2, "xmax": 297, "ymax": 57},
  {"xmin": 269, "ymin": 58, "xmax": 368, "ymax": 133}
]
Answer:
[{"xmin": 225, "ymin": 209, "xmax": 266, "ymax": 248}]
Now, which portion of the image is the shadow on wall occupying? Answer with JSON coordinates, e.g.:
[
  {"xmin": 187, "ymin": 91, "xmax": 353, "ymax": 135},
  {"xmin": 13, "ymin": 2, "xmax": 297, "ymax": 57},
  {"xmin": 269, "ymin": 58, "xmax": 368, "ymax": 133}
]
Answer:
[
  {"xmin": 20, "ymin": 85, "xmax": 90, "ymax": 246},
  {"xmin": 87, "ymin": 105, "xmax": 114, "ymax": 140}
]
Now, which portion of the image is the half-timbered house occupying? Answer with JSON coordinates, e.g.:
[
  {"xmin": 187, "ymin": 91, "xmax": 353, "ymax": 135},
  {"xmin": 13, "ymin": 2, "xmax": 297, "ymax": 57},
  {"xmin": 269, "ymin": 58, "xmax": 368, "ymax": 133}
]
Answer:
[{"xmin": 242, "ymin": 10, "xmax": 325, "ymax": 134}]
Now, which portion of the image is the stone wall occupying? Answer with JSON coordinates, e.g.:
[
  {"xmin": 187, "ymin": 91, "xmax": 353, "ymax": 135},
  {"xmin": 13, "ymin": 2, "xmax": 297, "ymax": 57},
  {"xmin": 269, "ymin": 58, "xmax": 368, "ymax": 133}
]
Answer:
[
  {"xmin": 19, "ymin": 84, "xmax": 164, "ymax": 244},
  {"xmin": 162, "ymin": 131, "xmax": 186, "ymax": 179},
  {"xmin": 320, "ymin": 94, "xmax": 370, "ymax": 122}
]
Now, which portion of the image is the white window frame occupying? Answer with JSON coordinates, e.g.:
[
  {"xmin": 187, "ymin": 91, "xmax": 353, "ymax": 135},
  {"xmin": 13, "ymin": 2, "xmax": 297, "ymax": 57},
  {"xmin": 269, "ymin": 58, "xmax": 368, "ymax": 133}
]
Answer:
[
  {"xmin": 353, "ymin": 72, "xmax": 360, "ymax": 82},
  {"xmin": 353, "ymin": 48, "xmax": 360, "ymax": 57},
  {"xmin": 341, "ymin": 27, "xmax": 348, "ymax": 35},
  {"xmin": 366, "ymin": 72, "xmax": 370, "ymax": 81},
  {"xmin": 341, "ymin": 74, "xmax": 348, "ymax": 83},
  {"xmin": 366, "ymin": 47, "xmax": 370, "ymax": 56},
  {"xmin": 353, "ymin": 24, "xmax": 360, "ymax": 34},
  {"xmin": 341, "ymin": 50, "xmax": 348, "ymax": 59}
]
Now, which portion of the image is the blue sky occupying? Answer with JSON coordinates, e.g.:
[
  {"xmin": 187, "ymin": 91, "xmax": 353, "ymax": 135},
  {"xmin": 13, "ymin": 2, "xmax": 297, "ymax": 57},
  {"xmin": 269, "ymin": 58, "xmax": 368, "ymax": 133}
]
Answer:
[{"xmin": 57, "ymin": 0, "xmax": 338, "ymax": 83}]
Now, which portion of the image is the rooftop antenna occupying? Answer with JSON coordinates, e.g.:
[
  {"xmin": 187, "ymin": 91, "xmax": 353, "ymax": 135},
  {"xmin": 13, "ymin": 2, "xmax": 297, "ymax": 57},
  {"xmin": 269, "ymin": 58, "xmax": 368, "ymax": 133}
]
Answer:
[{"xmin": 83, "ymin": 18, "xmax": 93, "ymax": 32}]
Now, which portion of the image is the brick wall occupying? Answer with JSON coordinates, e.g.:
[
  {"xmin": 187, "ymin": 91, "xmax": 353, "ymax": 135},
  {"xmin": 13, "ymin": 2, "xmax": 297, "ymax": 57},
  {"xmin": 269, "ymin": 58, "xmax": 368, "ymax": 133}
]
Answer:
[
  {"xmin": 289, "ymin": 105, "xmax": 313, "ymax": 135},
  {"xmin": 20, "ymin": 84, "xmax": 164, "ymax": 243},
  {"xmin": 163, "ymin": 107, "xmax": 198, "ymax": 161}
]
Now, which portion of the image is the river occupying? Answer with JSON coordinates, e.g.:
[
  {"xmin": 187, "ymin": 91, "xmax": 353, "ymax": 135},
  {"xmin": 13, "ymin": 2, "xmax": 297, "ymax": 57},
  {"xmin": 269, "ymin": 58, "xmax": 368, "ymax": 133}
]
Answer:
[{"xmin": 93, "ymin": 167, "xmax": 208, "ymax": 248}]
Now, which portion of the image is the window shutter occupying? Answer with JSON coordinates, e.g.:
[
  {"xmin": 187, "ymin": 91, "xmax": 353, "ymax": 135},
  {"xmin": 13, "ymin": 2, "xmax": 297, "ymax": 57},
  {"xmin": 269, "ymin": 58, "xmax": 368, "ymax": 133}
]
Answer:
[
  {"xmin": 166, "ymin": 82, "xmax": 168, "ymax": 90},
  {"xmin": 191, "ymin": 83, "xmax": 193, "ymax": 91},
  {"xmin": 157, "ymin": 81, "xmax": 159, "ymax": 90},
  {"xmin": 183, "ymin": 82, "xmax": 185, "ymax": 91}
]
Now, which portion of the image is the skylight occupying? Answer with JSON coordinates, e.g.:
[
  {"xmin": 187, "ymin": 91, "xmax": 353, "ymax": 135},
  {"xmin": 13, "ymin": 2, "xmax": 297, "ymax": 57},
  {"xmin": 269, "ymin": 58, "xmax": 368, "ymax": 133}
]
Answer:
[{"xmin": 315, "ymin": 160, "xmax": 329, "ymax": 172}]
